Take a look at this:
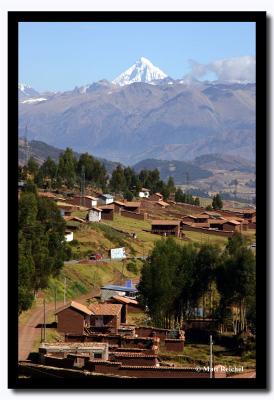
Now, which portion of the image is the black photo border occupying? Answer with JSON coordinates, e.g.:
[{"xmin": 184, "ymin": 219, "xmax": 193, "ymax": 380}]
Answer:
[{"xmin": 8, "ymin": 10, "xmax": 267, "ymax": 390}]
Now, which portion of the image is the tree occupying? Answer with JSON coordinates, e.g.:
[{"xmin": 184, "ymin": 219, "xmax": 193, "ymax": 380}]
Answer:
[
  {"xmin": 77, "ymin": 153, "xmax": 107, "ymax": 189},
  {"xmin": 175, "ymin": 188, "xmax": 185, "ymax": 203},
  {"xmin": 194, "ymin": 197, "xmax": 200, "ymax": 206},
  {"xmin": 216, "ymin": 247, "xmax": 255, "ymax": 334},
  {"xmin": 161, "ymin": 184, "xmax": 170, "ymax": 201},
  {"xmin": 109, "ymin": 165, "xmax": 126, "ymax": 192},
  {"xmin": 123, "ymin": 190, "xmax": 134, "ymax": 201},
  {"xmin": 167, "ymin": 176, "xmax": 176, "ymax": 193},
  {"xmin": 41, "ymin": 157, "xmax": 57, "ymax": 179},
  {"xmin": 18, "ymin": 231, "xmax": 35, "ymax": 314},
  {"xmin": 26, "ymin": 157, "xmax": 39, "ymax": 178},
  {"xmin": 212, "ymin": 193, "xmax": 223, "ymax": 210},
  {"xmin": 226, "ymin": 232, "xmax": 246, "ymax": 256},
  {"xmin": 18, "ymin": 192, "xmax": 67, "ymax": 312},
  {"xmin": 58, "ymin": 148, "xmax": 77, "ymax": 188},
  {"xmin": 137, "ymin": 238, "xmax": 182, "ymax": 328}
]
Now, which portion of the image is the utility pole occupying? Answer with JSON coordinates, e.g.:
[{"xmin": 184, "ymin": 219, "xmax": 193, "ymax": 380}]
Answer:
[
  {"xmin": 43, "ymin": 298, "xmax": 46, "ymax": 342},
  {"xmin": 209, "ymin": 335, "xmax": 213, "ymax": 378},
  {"xmin": 23, "ymin": 123, "xmax": 31, "ymax": 166},
  {"xmin": 64, "ymin": 276, "xmax": 67, "ymax": 305},
  {"xmin": 54, "ymin": 287, "xmax": 57, "ymax": 323},
  {"xmin": 80, "ymin": 165, "xmax": 85, "ymax": 206}
]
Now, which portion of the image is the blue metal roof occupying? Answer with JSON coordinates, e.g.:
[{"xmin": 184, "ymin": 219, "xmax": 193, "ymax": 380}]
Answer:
[
  {"xmin": 100, "ymin": 194, "xmax": 113, "ymax": 199},
  {"xmin": 101, "ymin": 284, "xmax": 138, "ymax": 292}
]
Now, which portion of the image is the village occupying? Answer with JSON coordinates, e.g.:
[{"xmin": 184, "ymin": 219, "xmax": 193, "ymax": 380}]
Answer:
[{"xmin": 18, "ymin": 183, "xmax": 256, "ymax": 380}]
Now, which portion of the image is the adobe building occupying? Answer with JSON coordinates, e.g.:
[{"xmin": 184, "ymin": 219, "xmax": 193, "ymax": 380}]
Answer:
[
  {"xmin": 70, "ymin": 195, "xmax": 98, "ymax": 208},
  {"xmin": 241, "ymin": 209, "xmax": 256, "ymax": 223},
  {"xmin": 222, "ymin": 219, "xmax": 242, "ymax": 232},
  {"xmin": 39, "ymin": 342, "xmax": 109, "ymax": 363},
  {"xmin": 106, "ymin": 295, "xmax": 139, "ymax": 323},
  {"xmin": 148, "ymin": 192, "xmax": 163, "ymax": 202},
  {"xmin": 55, "ymin": 301, "xmax": 92, "ymax": 335},
  {"xmin": 99, "ymin": 204, "xmax": 114, "ymax": 220},
  {"xmin": 151, "ymin": 220, "xmax": 181, "ymax": 237},
  {"xmin": 86, "ymin": 207, "xmax": 102, "ymax": 222},
  {"xmin": 98, "ymin": 194, "xmax": 114, "ymax": 205},
  {"xmin": 156, "ymin": 200, "xmax": 170, "ymax": 209},
  {"xmin": 89, "ymin": 303, "xmax": 122, "ymax": 334}
]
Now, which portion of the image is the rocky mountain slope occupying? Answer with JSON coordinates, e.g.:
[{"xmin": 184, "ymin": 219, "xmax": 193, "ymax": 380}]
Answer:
[{"xmin": 18, "ymin": 58, "xmax": 255, "ymax": 166}]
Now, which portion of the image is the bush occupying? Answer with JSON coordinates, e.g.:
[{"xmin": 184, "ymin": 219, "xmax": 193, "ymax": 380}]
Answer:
[
  {"xmin": 127, "ymin": 262, "xmax": 138, "ymax": 274},
  {"xmin": 68, "ymin": 239, "xmax": 80, "ymax": 246}
]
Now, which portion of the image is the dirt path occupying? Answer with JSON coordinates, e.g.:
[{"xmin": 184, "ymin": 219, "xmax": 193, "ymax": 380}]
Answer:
[{"xmin": 18, "ymin": 288, "xmax": 99, "ymax": 361}]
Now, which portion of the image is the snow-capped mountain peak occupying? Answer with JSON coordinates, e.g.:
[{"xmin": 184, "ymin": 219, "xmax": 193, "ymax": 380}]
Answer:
[
  {"xmin": 112, "ymin": 57, "xmax": 168, "ymax": 86},
  {"xmin": 18, "ymin": 83, "xmax": 40, "ymax": 99}
]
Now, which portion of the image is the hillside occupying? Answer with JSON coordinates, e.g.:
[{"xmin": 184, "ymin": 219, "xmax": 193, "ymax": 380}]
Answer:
[
  {"xmin": 133, "ymin": 158, "xmax": 212, "ymax": 183},
  {"xmin": 18, "ymin": 139, "xmax": 121, "ymax": 174}
]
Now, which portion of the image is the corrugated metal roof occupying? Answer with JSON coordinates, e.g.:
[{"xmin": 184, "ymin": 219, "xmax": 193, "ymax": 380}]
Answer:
[
  {"xmin": 100, "ymin": 194, "xmax": 114, "ymax": 199},
  {"xmin": 101, "ymin": 284, "xmax": 138, "ymax": 292}
]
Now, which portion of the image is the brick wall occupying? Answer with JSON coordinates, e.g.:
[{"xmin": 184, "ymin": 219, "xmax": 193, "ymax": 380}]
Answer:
[
  {"xmin": 164, "ymin": 339, "xmax": 184, "ymax": 352},
  {"xmin": 120, "ymin": 210, "xmax": 148, "ymax": 220},
  {"xmin": 181, "ymin": 225, "xmax": 234, "ymax": 237},
  {"xmin": 110, "ymin": 353, "xmax": 158, "ymax": 366},
  {"xmin": 57, "ymin": 308, "xmax": 86, "ymax": 335},
  {"xmin": 91, "ymin": 363, "xmax": 212, "ymax": 378},
  {"xmin": 135, "ymin": 326, "xmax": 168, "ymax": 340},
  {"xmin": 65, "ymin": 333, "xmax": 157, "ymax": 350},
  {"xmin": 101, "ymin": 211, "xmax": 114, "ymax": 221}
]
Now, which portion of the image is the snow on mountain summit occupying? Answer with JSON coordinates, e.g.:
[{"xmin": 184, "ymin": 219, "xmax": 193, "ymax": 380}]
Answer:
[
  {"xmin": 18, "ymin": 83, "xmax": 40, "ymax": 99},
  {"xmin": 112, "ymin": 57, "xmax": 168, "ymax": 86}
]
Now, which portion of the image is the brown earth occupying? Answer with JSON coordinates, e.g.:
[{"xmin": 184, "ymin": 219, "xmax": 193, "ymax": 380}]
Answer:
[{"xmin": 18, "ymin": 288, "xmax": 99, "ymax": 361}]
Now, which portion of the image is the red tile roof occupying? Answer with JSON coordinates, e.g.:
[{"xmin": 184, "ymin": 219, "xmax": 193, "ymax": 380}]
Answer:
[
  {"xmin": 55, "ymin": 301, "xmax": 92, "ymax": 316},
  {"xmin": 89, "ymin": 303, "xmax": 122, "ymax": 316},
  {"xmin": 124, "ymin": 202, "xmax": 141, "ymax": 208},
  {"xmin": 111, "ymin": 295, "xmax": 138, "ymax": 305},
  {"xmin": 157, "ymin": 200, "xmax": 170, "ymax": 207},
  {"xmin": 99, "ymin": 205, "xmax": 114, "ymax": 210},
  {"xmin": 151, "ymin": 220, "xmax": 180, "ymax": 226}
]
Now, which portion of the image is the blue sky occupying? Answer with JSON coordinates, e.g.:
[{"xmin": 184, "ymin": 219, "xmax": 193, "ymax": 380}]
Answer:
[{"xmin": 19, "ymin": 22, "xmax": 255, "ymax": 92}]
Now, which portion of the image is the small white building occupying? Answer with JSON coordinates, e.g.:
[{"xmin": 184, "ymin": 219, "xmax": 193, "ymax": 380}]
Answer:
[
  {"xmin": 65, "ymin": 230, "xmax": 74, "ymax": 242},
  {"xmin": 98, "ymin": 194, "xmax": 114, "ymax": 205},
  {"xmin": 87, "ymin": 207, "xmax": 102, "ymax": 222},
  {"xmin": 138, "ymin": 188, "xmax": 150, "ymax": 198}
]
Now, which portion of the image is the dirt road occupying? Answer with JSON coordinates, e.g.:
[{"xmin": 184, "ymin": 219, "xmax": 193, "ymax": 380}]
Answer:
[{"xmin": 18, "ymin": 289, "xmax": 99, "ymax": 361}]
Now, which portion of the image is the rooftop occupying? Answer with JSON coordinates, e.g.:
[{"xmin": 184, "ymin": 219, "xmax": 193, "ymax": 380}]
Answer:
[
  {"xmin": 110, "ymin": 295, "xmax": 138, "ymax": 305},
  {"xmin": 89, "ymin": 206, "xmax": 102, "ymax": 212},
  {"xmin": 157, "ymin": 200, "xmax": 170, "ymax": 207},
  {"xmin": 55, "ymin": 301, "xmax": 92, "ymax": 316},
  {"xmin": 89, "ymin": 303, "xmax": 123, "ymax": 316},
  {"xmin": 151, "ymin": 220, "xmax": 180, "ymax": 226},
  {"xmin": 101, "ymin": 284, "xmax": 138, "ymax": 293},
  {"xmin": 100, "ymin": 194, "xmax": 114, "ymax": 199}
]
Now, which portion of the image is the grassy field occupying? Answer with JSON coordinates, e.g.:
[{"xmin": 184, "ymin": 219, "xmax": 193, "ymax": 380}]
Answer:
[{"xmin": 43, "ymin": 258, "xmax": 143, "ymax": 303}]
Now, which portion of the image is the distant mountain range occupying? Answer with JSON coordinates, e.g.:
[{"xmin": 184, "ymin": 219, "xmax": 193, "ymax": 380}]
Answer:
[
  {"xmin": 18, "ymin": 57, "xmax": 255, "ymax": 165},
  {"xmin": 19, "ymin": 139, "xmax": 254, "ymax": 184}
]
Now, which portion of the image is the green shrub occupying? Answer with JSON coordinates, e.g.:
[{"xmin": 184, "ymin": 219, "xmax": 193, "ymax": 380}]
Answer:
[{"xmin": 127, "ymin": 262, "xmax": 138, "ymax": 274}]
